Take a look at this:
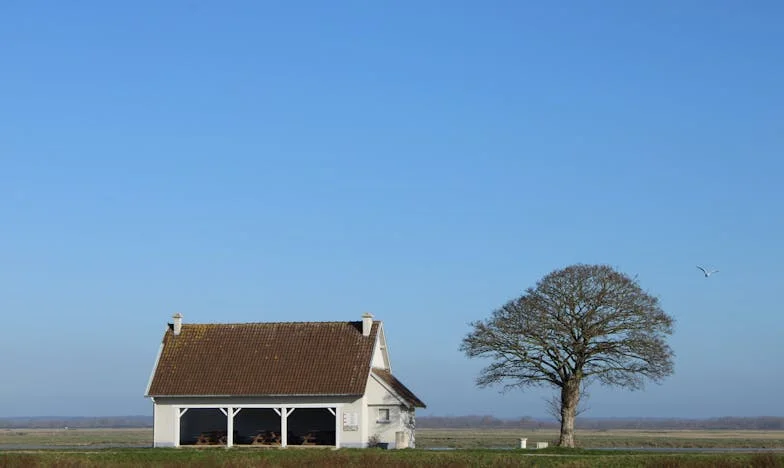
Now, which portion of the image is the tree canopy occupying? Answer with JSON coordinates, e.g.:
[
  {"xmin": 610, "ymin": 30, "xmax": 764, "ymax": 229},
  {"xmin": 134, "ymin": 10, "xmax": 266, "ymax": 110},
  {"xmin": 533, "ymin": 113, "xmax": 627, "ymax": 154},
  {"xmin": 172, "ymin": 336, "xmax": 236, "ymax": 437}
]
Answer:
[{"xmin": 460, "ymin": 264, "xmax": 675, "ymax": 447}]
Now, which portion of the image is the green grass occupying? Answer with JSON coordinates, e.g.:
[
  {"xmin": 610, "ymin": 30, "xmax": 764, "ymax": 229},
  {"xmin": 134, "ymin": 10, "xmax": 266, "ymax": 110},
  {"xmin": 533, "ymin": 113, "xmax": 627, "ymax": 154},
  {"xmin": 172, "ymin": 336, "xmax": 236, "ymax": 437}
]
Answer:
[
  {"xmin": 416, "ymin": 428, "xmax": 784, "ymax": 449},
  {"xmin": 2, "ymin": 428, "xmax": 783, "ymax": 467},
  {"xmin": 2, "ymin": 427, "xmax": 783, "ymax": 449},
  {"xmin": 0, "ymin": 429, "xmax": 151, "ymax": 447},
  {"xmin": 1, "ymin": 448, "xmax": 783, "ymax": 468}
]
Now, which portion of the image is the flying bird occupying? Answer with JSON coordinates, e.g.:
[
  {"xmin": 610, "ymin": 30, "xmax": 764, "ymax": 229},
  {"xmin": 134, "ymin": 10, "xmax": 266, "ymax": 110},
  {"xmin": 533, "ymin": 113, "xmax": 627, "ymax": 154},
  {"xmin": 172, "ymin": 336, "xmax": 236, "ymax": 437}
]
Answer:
[{"xmin": 696, "ymin": 266, "xmax": 719, "ymax": 277}]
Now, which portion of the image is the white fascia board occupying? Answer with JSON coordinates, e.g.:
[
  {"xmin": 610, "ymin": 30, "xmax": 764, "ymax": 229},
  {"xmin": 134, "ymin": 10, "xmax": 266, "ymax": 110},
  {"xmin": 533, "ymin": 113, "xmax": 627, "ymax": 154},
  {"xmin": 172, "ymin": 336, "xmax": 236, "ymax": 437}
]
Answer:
[
  {"xmin": 374, "ymin": 323, "xmax": 392, "ymax": 372},
  {"xmin": 381, "ymin": 324, "xmax": 391, "ymax": 372},
  {"xmin": 167, "ymin": 403, "xmax": 347, "ymax": 409},
  {"xmin": 144, "ymin": 338, "xmax": 165, "ymax": 398}
]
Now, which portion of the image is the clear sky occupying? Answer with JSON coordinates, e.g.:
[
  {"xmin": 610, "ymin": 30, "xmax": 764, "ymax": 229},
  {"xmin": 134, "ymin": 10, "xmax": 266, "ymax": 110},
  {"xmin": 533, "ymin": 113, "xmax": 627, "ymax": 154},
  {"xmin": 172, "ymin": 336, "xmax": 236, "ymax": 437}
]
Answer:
[{"xmin": 1, "ymin": 1, "xmax": 782, "ymax": 419}]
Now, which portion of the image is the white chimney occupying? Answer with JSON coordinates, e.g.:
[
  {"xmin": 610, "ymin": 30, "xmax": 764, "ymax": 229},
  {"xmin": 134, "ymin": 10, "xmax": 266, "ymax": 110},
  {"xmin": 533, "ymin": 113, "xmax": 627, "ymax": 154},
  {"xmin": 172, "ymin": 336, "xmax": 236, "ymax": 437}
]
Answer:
[
  {"xmin": 172, "ymin": 313, "xmax": 183, "ymax": 336},
  {"xmin": 362, "ymin": 312, "xmax": 373, "ymax": 337}
]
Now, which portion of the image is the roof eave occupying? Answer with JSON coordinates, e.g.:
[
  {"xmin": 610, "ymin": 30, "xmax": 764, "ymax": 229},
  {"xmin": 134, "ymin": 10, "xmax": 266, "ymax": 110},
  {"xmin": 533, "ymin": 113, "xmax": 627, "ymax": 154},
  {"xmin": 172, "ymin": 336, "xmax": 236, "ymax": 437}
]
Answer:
[
  {"xmin": 370, "ymin": 371, "xmax": 427, "ymax": 409},
  {"xmin": 147, "ymin": 393, "xmax": 364, "ymax": 398}
]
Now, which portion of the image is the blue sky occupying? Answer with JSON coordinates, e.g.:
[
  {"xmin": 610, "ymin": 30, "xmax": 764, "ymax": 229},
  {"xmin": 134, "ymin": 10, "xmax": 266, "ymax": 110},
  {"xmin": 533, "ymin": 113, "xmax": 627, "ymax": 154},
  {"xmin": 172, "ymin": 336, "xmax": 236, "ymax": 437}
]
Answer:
[{"xmin": 1, "ymin": 1, "xmax": 782, "ymax": 419}]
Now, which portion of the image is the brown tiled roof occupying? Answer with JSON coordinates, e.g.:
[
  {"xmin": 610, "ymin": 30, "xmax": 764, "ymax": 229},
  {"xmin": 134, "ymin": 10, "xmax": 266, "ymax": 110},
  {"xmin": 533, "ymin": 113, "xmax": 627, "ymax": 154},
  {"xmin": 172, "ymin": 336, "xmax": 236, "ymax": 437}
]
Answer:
[
  {"xmin": 372, "ymin": 369, "xmax": 426, "ymax": 408},
  {"xmin": 147, "ymin": 321, "xmax": 379, "ymax": 396}
]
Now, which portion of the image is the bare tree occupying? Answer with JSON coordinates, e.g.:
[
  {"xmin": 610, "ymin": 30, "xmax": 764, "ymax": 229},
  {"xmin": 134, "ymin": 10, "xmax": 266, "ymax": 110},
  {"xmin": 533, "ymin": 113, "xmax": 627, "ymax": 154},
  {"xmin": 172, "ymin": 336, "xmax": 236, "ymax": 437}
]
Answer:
[{"xmin": 460, "ymin": 264, "xmax": 674, "ymax": 447}]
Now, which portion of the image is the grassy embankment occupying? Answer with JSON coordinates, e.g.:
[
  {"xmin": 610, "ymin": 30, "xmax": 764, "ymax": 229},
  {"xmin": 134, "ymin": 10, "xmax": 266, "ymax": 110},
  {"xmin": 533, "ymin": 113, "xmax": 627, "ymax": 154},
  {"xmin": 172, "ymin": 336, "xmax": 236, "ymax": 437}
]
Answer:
[
  {"xmin": 418, "ymin": 428, "xmax": 784, "ymax": 449},
  {"xmin": 1, "ymin": 448, "xmax": 784, "ymax": 468},
  {"xmin": 2, "ymin": 428, "xmax": 784, "ymax": 467},
  {"xmin": 6, "ymin": 427, "xmax": 783, "ymax": 449}
]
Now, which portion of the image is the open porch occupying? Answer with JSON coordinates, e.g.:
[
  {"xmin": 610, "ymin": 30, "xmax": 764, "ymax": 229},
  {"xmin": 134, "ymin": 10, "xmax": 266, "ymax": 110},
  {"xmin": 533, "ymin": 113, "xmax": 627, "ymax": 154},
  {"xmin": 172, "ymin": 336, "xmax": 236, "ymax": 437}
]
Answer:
[{"xmin": 174, "ymin": 404, "xmax": 342, "ymax": 448}]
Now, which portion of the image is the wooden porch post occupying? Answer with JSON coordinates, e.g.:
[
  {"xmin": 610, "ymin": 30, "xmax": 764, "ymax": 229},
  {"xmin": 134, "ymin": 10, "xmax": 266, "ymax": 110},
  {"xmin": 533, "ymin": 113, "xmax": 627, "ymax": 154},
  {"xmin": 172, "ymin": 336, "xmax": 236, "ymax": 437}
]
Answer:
[
  {"xmin": 282, "ymin": 408, "xmax": 295, "ymax": 447},
  {"xmin": 231, "ymin": 408, "xmax": 241, "ymax": 447},
  {"xmin": 225, "ymin": 407, "xmax": 234, "ymax": 448},
  {"xmin": 219, "ymin": 408, "xmax": 230, "ymax": 447},
  {"xmin": 329, "ymin": 407, "xmax": 340, "ymax": 448},
  {"xmin": 175, "ymin": 408, "xmax": 188, "ymax": 448},
  {"xmin": 221, "ymin": 407, "xmax": 242, "ymax": 448}
]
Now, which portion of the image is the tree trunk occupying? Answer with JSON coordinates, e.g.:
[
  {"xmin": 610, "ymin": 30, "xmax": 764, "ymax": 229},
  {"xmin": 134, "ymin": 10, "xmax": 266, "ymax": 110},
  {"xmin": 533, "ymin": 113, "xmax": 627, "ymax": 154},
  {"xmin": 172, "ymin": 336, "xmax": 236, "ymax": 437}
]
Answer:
[{"xmin": 558, "ymin": 379, "xmax": 580, "ymax": 447}]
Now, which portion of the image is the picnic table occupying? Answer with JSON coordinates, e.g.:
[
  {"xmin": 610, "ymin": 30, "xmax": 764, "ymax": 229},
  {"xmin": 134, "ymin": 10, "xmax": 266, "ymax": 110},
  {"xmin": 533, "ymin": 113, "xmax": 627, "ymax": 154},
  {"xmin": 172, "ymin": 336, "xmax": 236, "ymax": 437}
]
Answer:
[
  {"xmin": 250, "ymin": 431, "xmax": 281, "ymax": 446},
  {"xmin": 300, "ymin": 432, "xmax": 317, "ymax": 445},
  {"xmin": 194, "ymin": 430, "xmax": 228, "ymax": 445}
]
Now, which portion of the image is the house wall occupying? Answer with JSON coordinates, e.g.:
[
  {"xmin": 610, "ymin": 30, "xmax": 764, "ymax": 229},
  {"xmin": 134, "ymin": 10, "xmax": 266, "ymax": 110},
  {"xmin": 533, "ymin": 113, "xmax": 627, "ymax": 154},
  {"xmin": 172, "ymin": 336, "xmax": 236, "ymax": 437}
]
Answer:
[
  {"xmin": 401, "ymin": 407, "xmax": 416, "ymax": 448},
  {"xmin": 151, "ymin": 395, "xmax": 366, "ymax": 448},
  {"xmin": 367, "ymin": 404, "xmax": 407, "ymax": 447},
  {"xmin": 364, "ymin": 373, "xmax": 416, "ymax": 448},
  {"xmin": 337, "ymin": 396, "xmax": 364, "ymax": 448},
  {"xmin": 152, "ymin": 400, "xmax": 177, "ymax": 447}
]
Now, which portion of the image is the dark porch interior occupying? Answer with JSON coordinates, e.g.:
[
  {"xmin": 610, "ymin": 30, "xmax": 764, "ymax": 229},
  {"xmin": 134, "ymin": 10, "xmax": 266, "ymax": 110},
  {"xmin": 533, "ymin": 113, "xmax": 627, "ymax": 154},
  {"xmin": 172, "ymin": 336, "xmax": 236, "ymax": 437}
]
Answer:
[
  {"xmin": 180, "ymin": 408, "xmax": 228, "ymax": 446},
  {"xmin": 286, "ymin": 408, "xmax": 336, "ymax": 446},
  {"xmin": 234, "ymin": 408, "xmax": 282, "ymax": 445}
]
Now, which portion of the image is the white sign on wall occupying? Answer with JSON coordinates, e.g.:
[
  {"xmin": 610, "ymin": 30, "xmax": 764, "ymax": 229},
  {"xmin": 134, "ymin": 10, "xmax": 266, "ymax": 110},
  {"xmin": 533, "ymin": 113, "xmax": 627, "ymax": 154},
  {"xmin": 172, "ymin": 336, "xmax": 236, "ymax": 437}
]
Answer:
[{"xmin": 343, "ymin": 412, "xmax": 359, "ymax": 431}]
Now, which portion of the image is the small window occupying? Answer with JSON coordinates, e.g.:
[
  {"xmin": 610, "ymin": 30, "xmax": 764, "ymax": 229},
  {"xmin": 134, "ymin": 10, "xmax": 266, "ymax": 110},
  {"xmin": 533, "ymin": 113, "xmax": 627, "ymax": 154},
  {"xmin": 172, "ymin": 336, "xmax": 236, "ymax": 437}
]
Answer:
[{"xmin": 377, "ymin": 408, "xmax": 390, "ymax": 423}]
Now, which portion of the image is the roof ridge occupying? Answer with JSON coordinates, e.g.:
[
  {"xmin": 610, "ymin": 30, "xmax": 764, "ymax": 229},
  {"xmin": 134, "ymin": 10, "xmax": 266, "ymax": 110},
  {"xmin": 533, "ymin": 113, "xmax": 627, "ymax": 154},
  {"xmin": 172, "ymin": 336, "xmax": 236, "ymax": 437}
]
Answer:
[{"xmin": 180, "ymin": 320, "xmax": 379, "ymax": 326}]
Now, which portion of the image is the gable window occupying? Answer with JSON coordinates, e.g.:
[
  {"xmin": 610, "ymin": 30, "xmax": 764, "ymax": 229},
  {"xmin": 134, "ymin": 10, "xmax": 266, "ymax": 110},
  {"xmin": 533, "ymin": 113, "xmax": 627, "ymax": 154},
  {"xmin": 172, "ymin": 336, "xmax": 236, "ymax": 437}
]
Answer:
[{"xmin": 377, "ymin": 408, "xmax": 390, "ymax": 423}]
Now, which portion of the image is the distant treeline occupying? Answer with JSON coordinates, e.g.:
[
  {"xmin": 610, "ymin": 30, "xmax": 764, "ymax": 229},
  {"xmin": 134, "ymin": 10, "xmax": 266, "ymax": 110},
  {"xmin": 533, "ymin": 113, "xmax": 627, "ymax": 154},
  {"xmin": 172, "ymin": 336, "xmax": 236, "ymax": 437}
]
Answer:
[
  {"xmin": 417, "ymin": 415, "xmax": 784, "ymax": 430},
  {"xmin": 0, "ymin": 416, "xmax": 153, "ymax": 429},
  {"xmin": 418, "ymin": 415, "xmax": 557, "ymax": 429},
  {"xmin": 577, "ymin": 416, "xmax": 784, "ymax": 430},
  {"xmin": 1, "ymin": 415, "xmax": 782, "ymax": 430}
]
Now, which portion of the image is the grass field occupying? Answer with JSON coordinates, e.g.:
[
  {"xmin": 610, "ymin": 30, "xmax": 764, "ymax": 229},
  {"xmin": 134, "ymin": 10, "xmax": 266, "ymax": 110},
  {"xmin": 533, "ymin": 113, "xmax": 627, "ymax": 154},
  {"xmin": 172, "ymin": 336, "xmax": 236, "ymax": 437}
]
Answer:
[
  {"xmin": 1, "ymin": 428, "xmax": 784, "ymax": 467},
  {"xmin": 1, "ymin": 448, "xmax": 783, "ymax": 468},
  {"xmin": 4, "ymin": 427, "xmax": 783, "ymax": 449},
  {"xmin": 417, "ymin": 428, "xmax": 784, "ymax": 449},
  {"xmin": 0, "ymin": 428, "xmax": 151, "ymax": 447}
]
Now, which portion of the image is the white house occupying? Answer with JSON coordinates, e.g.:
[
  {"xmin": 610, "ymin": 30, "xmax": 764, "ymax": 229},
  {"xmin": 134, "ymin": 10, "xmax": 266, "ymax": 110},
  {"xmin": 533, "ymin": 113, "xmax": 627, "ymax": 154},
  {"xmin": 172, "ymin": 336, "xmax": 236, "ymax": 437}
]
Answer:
[{"xmin": 144, "ymin": 313, "xmax": 426, "ymax": 448}]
